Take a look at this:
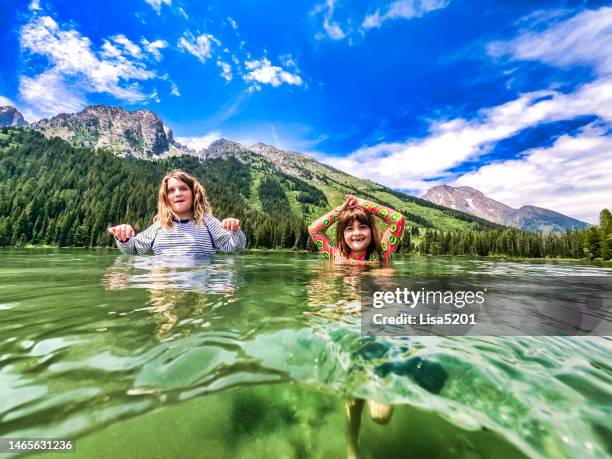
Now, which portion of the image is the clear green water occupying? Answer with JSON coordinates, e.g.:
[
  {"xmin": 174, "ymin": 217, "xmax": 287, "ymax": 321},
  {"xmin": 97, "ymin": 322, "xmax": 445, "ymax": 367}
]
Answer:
[{"xmin": 0, "ymin": 249, "xmax": 610, "ymax": 459}]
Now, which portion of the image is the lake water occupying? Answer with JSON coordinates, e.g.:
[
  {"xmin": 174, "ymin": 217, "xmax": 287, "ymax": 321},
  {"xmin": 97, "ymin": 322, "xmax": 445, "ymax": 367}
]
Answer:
[{"xmin": 0, "ymin": 250, "xmax": 610, "ymax": 459}]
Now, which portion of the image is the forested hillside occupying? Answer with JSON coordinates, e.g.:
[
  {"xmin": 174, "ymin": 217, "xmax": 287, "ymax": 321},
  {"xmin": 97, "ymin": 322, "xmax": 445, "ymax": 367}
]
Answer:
[
  {"xmin": 0, "ymin": 127, "xmax": 610, "ymax": 259},
  {"xmin": 0, "ymin": 128, "xmax": 311, "ymax": 249}
]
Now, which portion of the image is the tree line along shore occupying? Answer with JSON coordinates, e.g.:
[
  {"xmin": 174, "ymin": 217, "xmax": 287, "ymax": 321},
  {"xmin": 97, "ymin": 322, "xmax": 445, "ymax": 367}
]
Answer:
[{"xmin": 1, "ymin": 128, "xmax": 609, "ymax": 261}]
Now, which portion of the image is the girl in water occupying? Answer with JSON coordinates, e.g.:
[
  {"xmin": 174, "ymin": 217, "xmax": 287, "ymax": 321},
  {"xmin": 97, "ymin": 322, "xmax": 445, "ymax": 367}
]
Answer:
[
  {"xmin": 309, "ymin": 194, "xmax": 406, "ymax": 456},
  {"xmin": 308, "ymin": 194, "xmax": 406, "ymax": 264},
  {"xmin": 107, "ymin": 170, "xmax": 246, "ymax": 256}
]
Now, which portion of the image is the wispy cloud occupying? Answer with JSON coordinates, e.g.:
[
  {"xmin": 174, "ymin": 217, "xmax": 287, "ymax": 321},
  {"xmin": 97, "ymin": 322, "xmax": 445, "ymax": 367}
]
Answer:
[
  {"xmin": 177, "ymin": 7, "xmax": 189, "ymax": 19},
  {"xmin": 19, "ymin": 70, "xmax": 86, "ymax": 118},
  {"xmin": 243, "ymin": 58, "xmax": 303, "ymax": 89},
  {"xmin": 320, "ymin": 78, "xmax": 611, "ymax": 188},
  {"xmin": 170, "ymin": 82, "xmax": 180, "ymax": 96},
  {"xmin": 318, "ymin": 7, "xmax": 612, "ymax": 222},
  {"xmin": 0, "ymin": 95, "xmax": 17, "ymax": 107},
  {"xmin": 216, "ymin": 61, "xmax": 233, "ymax": 81},
  {"xmin": 177, "ymin": 31, "xmax": 220, "ymax": 64},
  {"xmin": 362, "ymin": 0, "xmax": 449, "ymax": 30},
  {"xmin": 143, "ymin": 0, "xmax": 171, "ymax": 14},
  {"xmin": 19, "ymin": 16, "xmax": 163, "ymax": 119},
  {"xmin": 227, "ymin": 17, "xmax": 238, "ymax": 30},
  {"xmin": 455, "ymin": 124, "xmax": 612, "ymax": 223},
  {"xmin": 105, "ymin": 34, "xmax": 143, "ymax": 59},
  {"xmin": 312, "ymin": 0, "xmax": 450, "ymax": 41},
  {"xmin": 312, "ymin": 0, "xmax": 346, "ymax": 40},
  {"xmin": 175, "ymin": 131, "xmax": 222, "ymax": 151},
  {"xmin": 141, "ymin": 38, "xmax": 168, "ymax": 61},
  {"xmin": 488, "ymin": 6, "xmax": 612, "ymax": 76}
]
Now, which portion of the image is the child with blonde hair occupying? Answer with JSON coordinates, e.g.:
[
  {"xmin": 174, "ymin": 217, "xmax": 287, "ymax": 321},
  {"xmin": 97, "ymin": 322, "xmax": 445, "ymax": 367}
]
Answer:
[{"xmin": 108, "ymin": 170, "xmax": 245, "ymax": 256}]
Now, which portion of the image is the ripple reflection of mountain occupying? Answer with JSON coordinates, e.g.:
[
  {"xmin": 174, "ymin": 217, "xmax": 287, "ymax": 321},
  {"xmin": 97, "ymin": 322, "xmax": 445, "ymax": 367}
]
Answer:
[{"xmin": 103, "ymin": 255, "xmax": 243, "ymax": 336}]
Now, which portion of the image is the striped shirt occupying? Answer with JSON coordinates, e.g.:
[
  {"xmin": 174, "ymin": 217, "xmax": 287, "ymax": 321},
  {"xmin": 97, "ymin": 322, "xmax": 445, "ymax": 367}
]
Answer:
[{"xmin": 115, "ymin": 214, "xmax": 246, "ymax": 256}]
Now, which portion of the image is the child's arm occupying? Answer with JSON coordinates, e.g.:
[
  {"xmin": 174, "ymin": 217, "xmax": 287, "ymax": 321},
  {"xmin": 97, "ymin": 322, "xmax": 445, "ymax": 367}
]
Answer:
[
  {"xmin": 205, "ymin": 214, "xmax": 246, "ymax": 253},
  {"xmin": 355, "ymin": 197, "xmax": 406, "ymax": 263},
  {"xmin": 308, "ymin": 204, "xmax": 344, "ymax": 260},
  {"xmin": 110, "ymin": 222, "xmax": 158, "ymax": 255}
]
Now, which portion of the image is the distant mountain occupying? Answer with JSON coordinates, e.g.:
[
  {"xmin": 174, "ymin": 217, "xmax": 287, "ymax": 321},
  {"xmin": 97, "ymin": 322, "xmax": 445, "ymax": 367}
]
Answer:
[
  {"xmin": 422, "ymin": 185, "xmax": 589, "ymax": 232},
  {"xmin": 31, "ymin": 105, "xmax": 191, "ymax": 158},
  {"xmin": 4, "ymin": 103, "xmax": 506, "ymax": 232},
  {"xmin": 0, "ymin": 106, "xmax": 28, "ymax": 127}
]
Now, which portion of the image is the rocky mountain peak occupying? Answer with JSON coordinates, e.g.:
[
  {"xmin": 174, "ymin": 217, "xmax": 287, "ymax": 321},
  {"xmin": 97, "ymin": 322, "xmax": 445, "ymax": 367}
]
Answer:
[
  {"xmin": 249, "ymin": 142, "xmax": 277, "ymax": 153},
  {"xmin": 31, "ymin": 104, "xmax": 181, "ymax": 158},
  {"xmin": 422, "ymin": 184, "xmax": 589, "ymax": 232},
  {"xmin": 0, "ymin": 106, "xmax": 28, "ymax": 127},
  {"xmin": 204, "ymin": 138, "xmax": 245, "ymax": 158}
]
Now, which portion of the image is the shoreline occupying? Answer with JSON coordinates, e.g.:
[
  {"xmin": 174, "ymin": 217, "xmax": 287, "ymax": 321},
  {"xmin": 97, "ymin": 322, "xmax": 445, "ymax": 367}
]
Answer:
[{"xmin": 2, "ymin": 245, "xmax": 610, "ymax": 266}]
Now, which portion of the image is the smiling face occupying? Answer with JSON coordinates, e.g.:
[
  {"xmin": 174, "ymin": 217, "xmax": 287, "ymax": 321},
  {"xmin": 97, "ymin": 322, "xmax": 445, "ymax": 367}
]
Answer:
[
  {"xmin": 166, "ymin": 177, "xmax": 193, "ymax": 219},
  {"xmin": 343, "ymin": 220, "xmax": 373, "ymax": 253}
]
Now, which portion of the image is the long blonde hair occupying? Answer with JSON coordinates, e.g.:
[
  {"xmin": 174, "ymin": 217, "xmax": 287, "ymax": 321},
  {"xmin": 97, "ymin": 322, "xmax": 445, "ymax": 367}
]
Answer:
[{"xmin": 155, "ymin": 170, "xmax": 211, "ymax": 229}]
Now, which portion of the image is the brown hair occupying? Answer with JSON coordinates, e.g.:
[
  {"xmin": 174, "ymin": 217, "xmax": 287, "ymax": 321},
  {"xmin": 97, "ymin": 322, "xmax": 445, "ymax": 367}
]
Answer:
[
  {"xmin": 335, "ymin": 206, "xmax": 383, "ymax": 262},
  {"xmin": 155, "ymin": 170, "xmax": 211, "ymax": 229}
]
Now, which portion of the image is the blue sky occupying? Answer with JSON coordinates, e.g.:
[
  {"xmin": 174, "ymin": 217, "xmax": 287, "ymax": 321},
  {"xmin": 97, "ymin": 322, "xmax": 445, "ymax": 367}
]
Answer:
[{"xmin": 1, "ymin": 0, "xmax": 610, "ymax": 223}]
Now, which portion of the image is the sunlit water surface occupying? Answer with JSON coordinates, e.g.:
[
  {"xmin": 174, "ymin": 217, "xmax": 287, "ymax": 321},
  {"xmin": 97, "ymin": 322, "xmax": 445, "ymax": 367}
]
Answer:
[{"xmin": 0, "ymin": 249, "xmax": 610, "ymax": 459}]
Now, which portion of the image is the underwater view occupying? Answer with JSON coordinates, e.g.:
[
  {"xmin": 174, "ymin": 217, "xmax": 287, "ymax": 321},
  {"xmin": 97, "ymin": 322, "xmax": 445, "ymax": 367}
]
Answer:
[{"xmin": 0, "ymin": 249, "xmax": 610, "ymax": 459}]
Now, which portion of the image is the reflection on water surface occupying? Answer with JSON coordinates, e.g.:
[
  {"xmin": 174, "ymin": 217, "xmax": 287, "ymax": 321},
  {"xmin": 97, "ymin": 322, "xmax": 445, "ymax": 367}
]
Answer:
[{"xmin": 0, "ymin": 249, "xmax": 610, "ymax": 458}]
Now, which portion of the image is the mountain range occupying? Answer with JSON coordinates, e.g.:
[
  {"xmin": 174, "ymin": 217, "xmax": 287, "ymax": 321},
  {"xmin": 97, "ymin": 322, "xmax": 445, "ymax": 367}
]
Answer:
[
  {"xmin": 422, "ymin": 185, "xmax": 589, "ymax": 232},
  {"xmin": 0, "ymin": 104, "xmax": 587, "ymax": 232}
]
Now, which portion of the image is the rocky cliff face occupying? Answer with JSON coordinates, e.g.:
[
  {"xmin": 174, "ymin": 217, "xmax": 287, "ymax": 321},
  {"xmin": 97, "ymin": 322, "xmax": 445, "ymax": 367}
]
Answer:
[
  {"xmin": 248, "ymin": 142, "xmax": 318, "ymax": 178},
  {"xmin": 203, "ymin": 138, "xmax": 246, "ymax": 159},
  {"xmin": 422, "ymin": 185, "xmax": 512, "ymax": 223},
  {"xmin": 31, "ymin": 105, "xmax": 187, "ymax": 158},
  {"xmin": 422, "ymin": 185, "xmax": 589, "ymax": 232},
  {"xmin": 202, "ymin": 140, "xmax": 320, "ymax": 178},
  {"xmin": 0, "ymin": 106, "xmax": 28, "ymax": 127}
]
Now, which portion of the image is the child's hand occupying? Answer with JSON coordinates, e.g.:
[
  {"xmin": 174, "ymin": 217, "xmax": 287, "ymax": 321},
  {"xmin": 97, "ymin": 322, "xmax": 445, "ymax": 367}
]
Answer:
[
  {"xmin": 222, "ymin": 218, "xmax": 241, "ymax": 233},
  {"xmin": 107, "ymin": 224, "xmax": 135, "ymax": 242},
  {"xmin": 344, "ymin": 194, "xmax": 360, "ymax": 208}
]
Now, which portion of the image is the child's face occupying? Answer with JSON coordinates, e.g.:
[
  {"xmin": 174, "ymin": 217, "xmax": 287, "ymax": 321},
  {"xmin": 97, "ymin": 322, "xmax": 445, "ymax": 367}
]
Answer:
[
  {"xmin": 343, "ymin": 220, "xmax": 372, "ymax": 253},
  {"xmin": 167, "ymin": 177, "xmax": 193, "ymax": 218}
]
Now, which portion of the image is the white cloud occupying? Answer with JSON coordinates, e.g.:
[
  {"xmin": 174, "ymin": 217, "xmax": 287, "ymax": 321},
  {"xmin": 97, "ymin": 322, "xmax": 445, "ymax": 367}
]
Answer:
[
  {"xmin": 488, "ymin": 6, "xmax": 612, "ymax": 76},
  {"xmin": 312, "ymin": 0, "xmax": 346, "ymax": 40},
  {"xmin": 144, "ymin": 0, "xmax": 171, "ymax": 14},
  {"xmin": 178, "ymin": 7, "xmax": 189, "ymax": 19},
  {"xmin": 227, "ymin": 17, "xmax": 238, "ymax": 30},
  {"xmin": 312, "ymin": 0, "xmax": 449, "ymax": 41},
  {"xmin": 20, "ymin": 15, "xmax": 158, "ymax": 112},
  {"xmin": 243, "ymin": 58, "xmax": 303, "ymax": 88},
  {"xmin": 316, "ymin": 7, "xmax": 612, "ymax": 224},
  {"xmin": 216, "ymin": 61, "xmax": 233, "ymax": 81},
  {"xmin": 320, "ymin": 77, "xmax": 612, "ymax": 190},
  {"xmin": 109, "ymin": 34, "xmax": 143, "ymax": 59},
  {"xmin": 178, "ymin": 32, "xmax": 219, "ymax": 64},
  {"xmin": 140, "ymin": 38, "xmax": 168, "ymax": 61},
  {"xmin": 279, "ymin": 54, "xmax": 297, "ymax": 69},
  {"xmin": 362, "ymin": 0, "xmax": 449, "ymax": 30},
  {"xmin": 170, "ymin": 82, "xmax": 180, "ymax": 96},
  {"xmin": 19, "ymin": 70, "xmax": 86, "ymax": 119},
  {"xmin": 175, "ymin": 132, "xmax": 222, "ymax": 151},
  {"xmin": 28, "ymin": 0, "xmax": 41, "ymax": 11},
  {"xmin": 0, "ymin": 95, "xmax": 17, "ymax": 107},
  {"xmin": 455, "ymin": 124, "xmax": 612, "ymax": 224}
]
